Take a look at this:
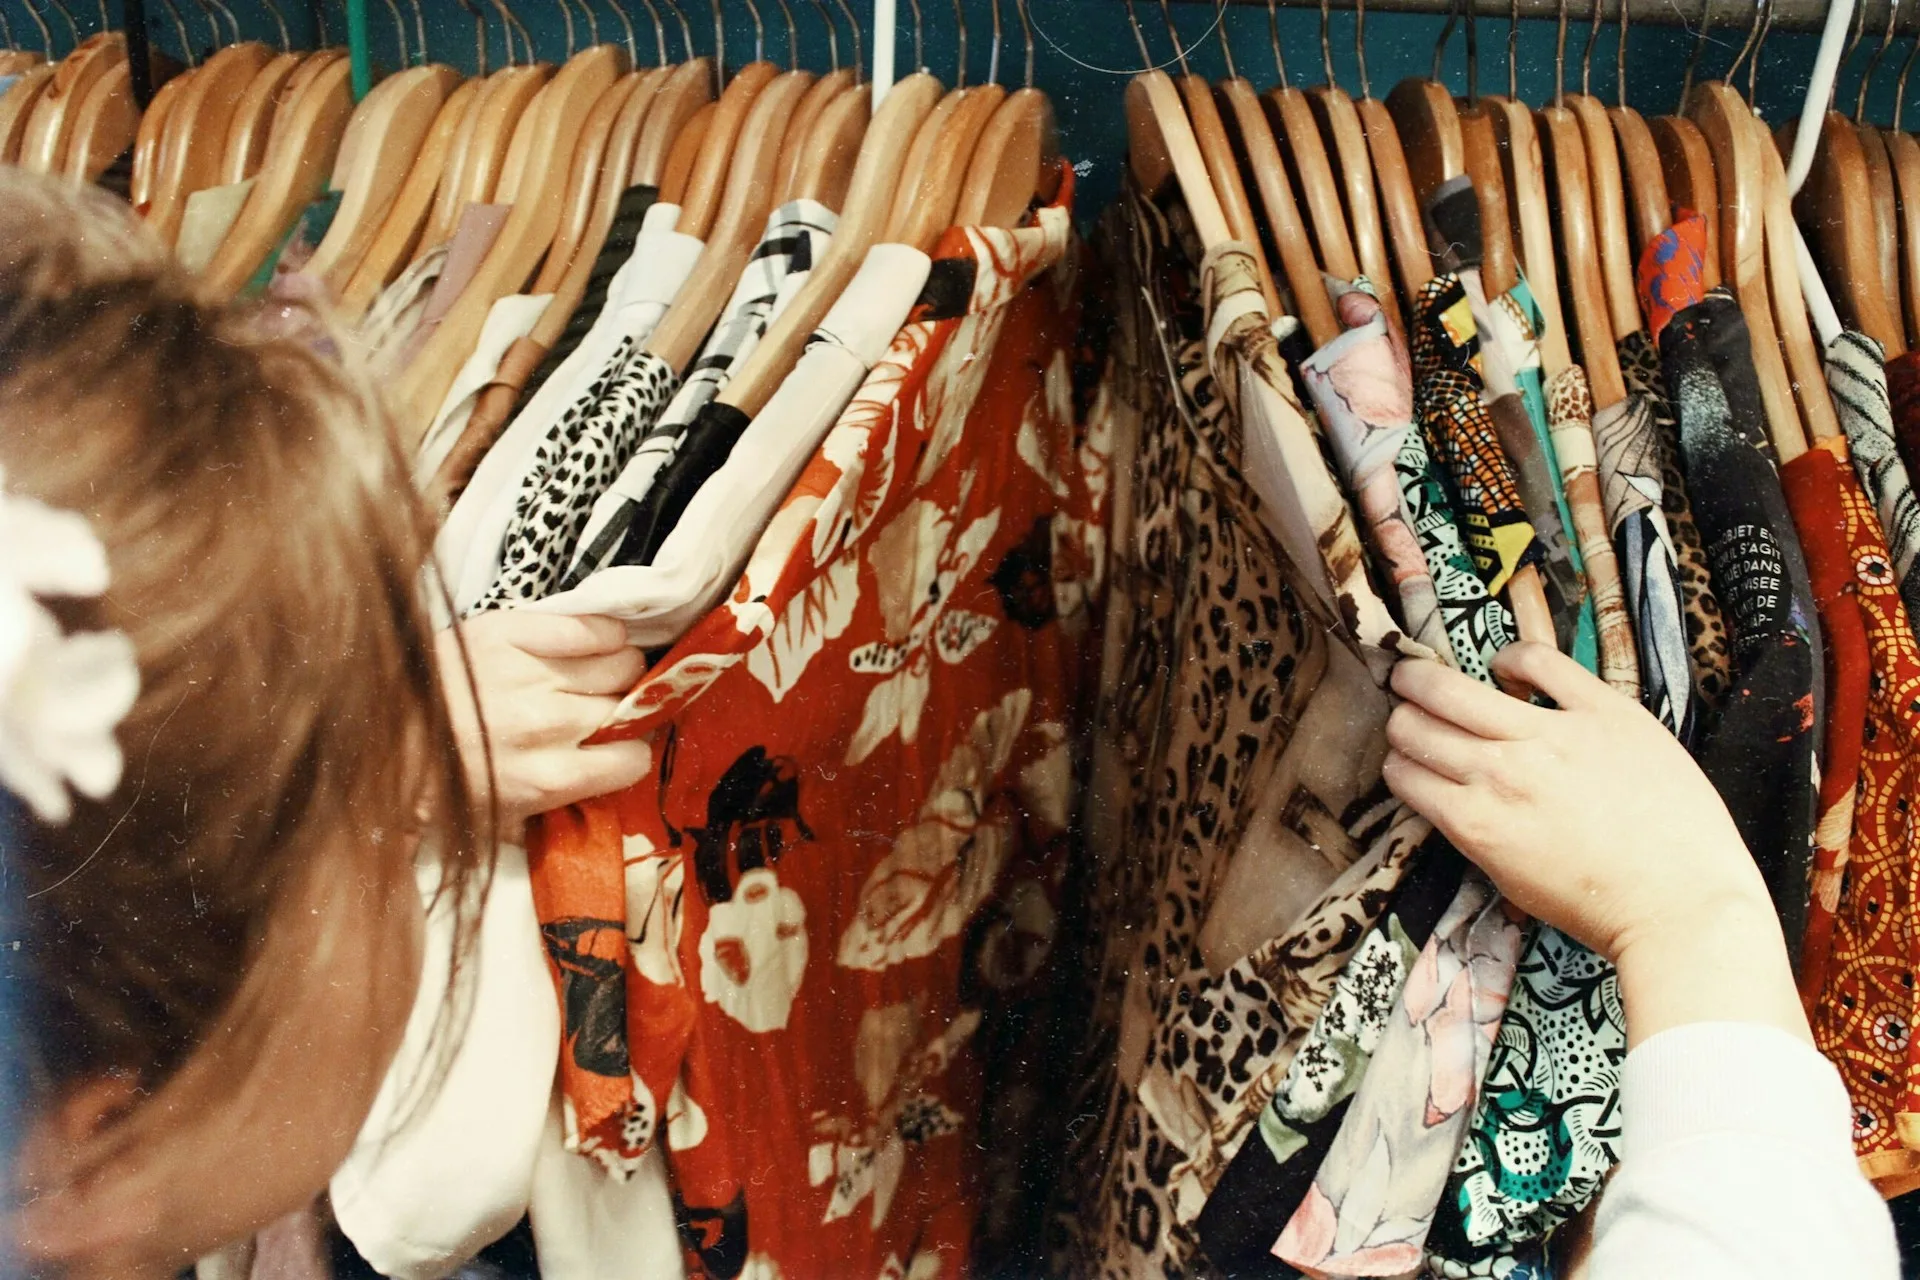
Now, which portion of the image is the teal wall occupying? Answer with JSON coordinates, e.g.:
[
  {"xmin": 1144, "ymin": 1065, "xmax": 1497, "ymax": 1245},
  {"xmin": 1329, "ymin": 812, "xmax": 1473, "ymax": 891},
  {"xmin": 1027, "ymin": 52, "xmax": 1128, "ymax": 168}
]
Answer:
[{"xmin": 28, "ymin": 0, "xmax": 1891, "ymax": 220}]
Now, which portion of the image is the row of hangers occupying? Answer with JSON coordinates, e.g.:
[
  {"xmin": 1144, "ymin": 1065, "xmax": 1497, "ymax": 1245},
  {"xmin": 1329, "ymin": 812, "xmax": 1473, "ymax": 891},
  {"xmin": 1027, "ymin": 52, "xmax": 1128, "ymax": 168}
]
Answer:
[
  {"xmin": 1123, "ymin": 0, "xmax": 1854, "ymax": 640},
  {"xmin": 0, "ymin": 0, "xmax": 1062, "ymax": 452}
]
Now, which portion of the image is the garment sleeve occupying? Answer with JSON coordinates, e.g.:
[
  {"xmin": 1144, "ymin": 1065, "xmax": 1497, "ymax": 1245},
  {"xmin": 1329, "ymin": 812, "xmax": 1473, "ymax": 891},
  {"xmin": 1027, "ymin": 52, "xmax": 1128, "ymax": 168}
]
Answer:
[{"xmin": 1588, "ymin": 1021, "xmax": 1900, "ymax": 1280}]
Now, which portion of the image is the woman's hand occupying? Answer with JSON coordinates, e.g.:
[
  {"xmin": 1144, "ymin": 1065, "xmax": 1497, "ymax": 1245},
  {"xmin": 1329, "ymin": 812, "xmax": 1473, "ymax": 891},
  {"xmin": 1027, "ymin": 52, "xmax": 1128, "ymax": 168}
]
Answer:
[
  {"xmin": 1383, "ymin": 642, "xmax": 1810, "ymax": 1046},
  {"xmin": 437, "ymin": 611, "xmax": 653, "ymax": 832}
]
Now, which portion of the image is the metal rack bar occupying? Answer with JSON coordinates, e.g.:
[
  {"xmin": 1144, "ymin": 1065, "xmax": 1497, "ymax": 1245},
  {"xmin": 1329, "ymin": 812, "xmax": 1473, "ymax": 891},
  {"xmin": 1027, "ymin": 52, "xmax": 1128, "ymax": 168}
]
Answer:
[{"xmin": 1187, "ymin": 0, "xmax": 1840, "ymax": 35}]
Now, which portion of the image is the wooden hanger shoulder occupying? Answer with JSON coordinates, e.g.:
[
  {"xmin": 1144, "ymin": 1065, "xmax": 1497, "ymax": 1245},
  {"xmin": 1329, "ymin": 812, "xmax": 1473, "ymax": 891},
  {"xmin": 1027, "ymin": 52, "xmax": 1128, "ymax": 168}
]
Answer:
[
  {"xmin": 1486, "ymin": 95, "xmax": 1570, "ymax": 375},
  {"xmin": 199, "ymin": 55, "xmax": 355, "ymax": 295},
  {"xmin": 0, "ymin": 64, "xmax": 54, "ymax": 165},
  {"xmin": 1312, "ymin": 82, "xmax": 1400, "ymax": 327},
  {"xmin": 1222, "ymin": 75, "xmax": 1337, "ymax": 345},
  {"xmin": 423, "ymin": 63, "xmax": 552, "ymax": 254},
  {"xmin": 1758, "ymin": 112, "xmax": 1841, "ymax": 442},
  {"xmin": 1537, "ymin": 103, "xmax": 1624, "ymax": 405},
  {"xmin": 0, "ymin": 51, "xmax": 43, "ymax": 75},
  {"xmin": 1127, "ymin": 70, "xmax": 1230, "ymax": 249},
  {"xmin": 1385, "ymin": 75, "xmax": 1462, "ymax": 213},
  {"xmin": 220, "ymin": 49, "xmax": 304, "ymax": 184},
  {"xmin": 1358, "ymin": 93, "xmax": 1432, "ymax": 305},
  {"xmin": 528, "ymin": 70, "xmax": 642, "ymax": 295},
  {"xmin": 676, "ymin": 60, "xmax": 779, "ymax": 240},
  {"xmin": 887, "ymin": 86, "xmax": 967, "ymax": 240},
  {"xmin": 1688, "ymin": 81, "xmax": 1802, "ymax": 459},
  {"xmin": 392, "ymin": 44, "xmax": 627, "ymax": 439},
  {"xmin": 304, "ymin": 64, "xmax": 461, "ymax": 289},
  {"xmin": 62, "ymin": 55, "xmax": 137, "ymax": 182},
  {"xmin": 337, "ymin": 78, "xmax": 480, "ymax": 314},
  {"xmin": 717, "ymin": 70, "xmax": 942, "ymax": 420},
  {"xmin": 1609, "ymin": 102, "xmax": 1669, "ymax": 256},
  {"xmin": 659, "ymin": 100, "xmax": 713, "ymax": 203},
  {"xmin": 630, "ymin": 57, "xmax": 714, "ymax": 189},
  {"xmin": 1269, "ymin": 81, "xmax": 1358, "ymax": 280},
  {"xmin": 775, "ymin": 66, "xmax": 853, "ymax": 199},
  {"xmin": 1181, "ymin": 73, "xmax": 1278, "ymax": 312},
  {"xmin": 1884, "ymin": 128, "xmax": 1920, "ymax": 350},
  {"xmin": 146, "ymin": 42, "xmax": 274, "ymax": 245},
  {"xmin": 1857, "ymin": 121, "xmax": 1902, "ymax": 314},
  {"xmin": 959, "ymin": 86, "xmax": 1061, "ymax": 231},
  {"xmin": 18, "ymin": 32, "xmax": 123, "ymax": 175},
  {"xmin": 1457, "ymin": 101, "xmax": 1518, "ymax": 296},
  {"xmin": 1566, "ymin": 92, "xmax": 1640, "ymax": 339},
  {"xmin": 649, "ymin": 68, "xmax": 817, "ymax": 371},
  {"xmin": 415, "ymin": 64, "xmax": 500, "ymax": 253},
  {"xmin": 785, "ymin": 77, "xmax": 868, "ymax": 207},
  {"xmin": 130, "ymin": 63, "xmax": 188, "ymax": 206},
  {"xmin": 1789, "ymin": 111, "xmax": 1901, "ymax": 355},
  {"xmin": 1649, "ymin": 113, "xmax": 1719, "ymax": 288}
]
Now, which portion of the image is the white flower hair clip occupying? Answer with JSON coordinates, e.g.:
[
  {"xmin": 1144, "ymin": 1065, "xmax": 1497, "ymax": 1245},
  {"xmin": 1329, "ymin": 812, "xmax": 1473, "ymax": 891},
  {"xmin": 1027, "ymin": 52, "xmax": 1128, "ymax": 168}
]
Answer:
[{"xmin": 0, "ymin": 466, "xmax": 139, "ymax": 825}]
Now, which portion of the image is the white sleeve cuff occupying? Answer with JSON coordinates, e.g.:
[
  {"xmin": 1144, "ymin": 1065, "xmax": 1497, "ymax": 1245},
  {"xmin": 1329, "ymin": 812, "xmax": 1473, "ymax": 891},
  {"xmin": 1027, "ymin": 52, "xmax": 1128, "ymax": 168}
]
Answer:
[{"xmin": 1621, "ymin": 1021, "xmax": 1858, "ymax": 1162}]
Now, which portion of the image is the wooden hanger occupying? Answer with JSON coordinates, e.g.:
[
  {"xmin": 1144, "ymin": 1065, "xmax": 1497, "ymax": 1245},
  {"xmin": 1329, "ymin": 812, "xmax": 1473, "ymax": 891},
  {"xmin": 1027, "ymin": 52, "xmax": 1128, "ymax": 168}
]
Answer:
[
  {"xmin": 335, "ymin": 77, "xmax": 480, "ymax": 312},
  {"xmin": 1126, "ymin": 65, "xmax": 1230, "ymax": 247},
  {"xmin": 1566, "ymin": 94, "xmax": 1641, "ymax": 340},
  {"xmin": 526, "ymin": 70, "xmax": 643, "ymax": 294},
  {"xmin": 1612, "ymin": 104, "xmax": 1669, "ymax": 255},
  {"xmin": 1486, "ymin": 97, "xmax": 1572, "ymax": 374},
  {"xmin": 1313, "ymin": 78, "xmax": 1402, "ymax": 327},
  {"xmin": 0, "ymin": 64, "xmax": 57, "ymax": 163},
  {"xmin": 1538, "ymin": 101, "xmax": 1623, "ymax": 404},
  {"xmin": 17, "ymin": 31, "xmax": 123, "ymax": 174},
  {"xmin": 130, "ymin": 63, "xmax": 187, "ymax": 206},
  {"xmin": 0, "ymin": 51, "xmax": 45, "ymax": 75},
  {"xmin": 888, "ymin": 86, "xmax": 970, "ymax": 240},
  {"xmin": 1788, "ymin": 112, "xmax": 1903, "ymax": 357},
  {"xmin": 630, "ymin": 56, "xmax": 713, "ymax": 187},
  {"xmin": 1690, "ymin": 80, "xmax": 1803, "ymax": 460},
  {"xmin": 1858, "ymin": 120, "xmax": 1902, "ymax": 312},
  {"xmin": 391, "ymin": 43, "xmax": 628, "ymax": 437},
  {"xmin": 1386, "ymin": 74, "xmax": 1463, "ymax": 215},
  {"xmin": 784, "ymin": 76, "xmax": 869, "ymax": 206},
  {"xmin": 953, "ymin": 83, "xmax": 1058, "ymax": 230},
  {"xmin": 1758, "ymin": 112, "xmax": 1841, "ymax": 441},
  {"xmin": 145, "ymin": 41, "xmax": 274, "ymax": 244},
  {"xmin": 1359, "ymin": 90, "xmax": 1432, "ymax": 308},
  {"xmin": 1221, "ymin": 74, "xmax": 1339, "ymax": 345},
  {"xmin": 1886, "ymin": 128, "xmax": 1920, "ymax": 349},
  {"xmin": 1458, "ymin": 102, "xmax": 1517, "ymax": 295},
  {"xmin": 658, "ymin": 99, "xmax": 713, "ymax": 202},
  {"xmin": 419, "ymin": 62, "xmax": 552, "ymax": 258},
  {"xmin": 199, "ymin": 56, "xmax": 355, "ymax": 295},
  {"xmin": 62, "ymin": 56, "xmax": 137, "ymax": 180},
  {"xmin": 303, "ymin": 64, "xmax": 462, "ymax": 287},
  {"xmin": 773, "ymin": 65, "xmax": 853, "ymax": 197},
  {"xmin": 1273, "ymin": 74, "xmax": 1359, "ymax": 281},
  {"xmin": 219, "ymin": 48, "xmax": 304, "ymax": 183},
  {"xmin": 648, "ymin": 68, "xmax": 816, "ymax": 371},
  {"xmin": 674, "ymin": 60, "xmax": 779, "ymax": 240},
  {"xmin": 1649, "ymin": 114, "xmax": 1720, "ymax": 287},
  {"xmin": 1174, "ymin": 68, "xmax": 1278, "ymax": 314},
  {"xmin": 712, "ymin": 70, "xmax": 941, "ymax": 421}
]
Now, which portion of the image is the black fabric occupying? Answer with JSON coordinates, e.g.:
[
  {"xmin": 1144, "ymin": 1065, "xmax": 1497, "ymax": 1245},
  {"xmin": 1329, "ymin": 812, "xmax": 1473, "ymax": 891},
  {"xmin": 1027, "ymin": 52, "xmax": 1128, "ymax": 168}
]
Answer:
[
  {"xmin": 612, "ymin": 401, "xmax": 754, "ymax": 567},
  {"xmin": 515, "ymin": 184, "xmax": 659, "ymax": 410},
  {"xmin": 1424, "ymin": 173, "xmax": 1484, "ymax": 273},
  {"xmin": 1192, "ymin": 838, "xmax": 1469, "ymax": 1277},
  {"xmin": 1658, "ymin": 288, "xmax": 1821, "ymax": 949}
]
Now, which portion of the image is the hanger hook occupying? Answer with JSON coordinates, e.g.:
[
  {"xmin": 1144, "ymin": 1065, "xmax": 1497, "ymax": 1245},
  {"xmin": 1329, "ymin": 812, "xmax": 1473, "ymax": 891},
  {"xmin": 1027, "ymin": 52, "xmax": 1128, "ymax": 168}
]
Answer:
[
  {"xmin": 1319, "ymin": 0, "xmax": 1333, "ymax": 86},
  {"xmin": 987, "ymin": 0, "xmax": 1001, "ymax": 83},
  {"xmin": 581, "ymin": 0, "xmax": 603, "ymax": 51},
  {"xmin": 599, "ymin": 0, "xmax": 636, "ymax": 65},
  {"xmin": 660, "ymin": 0, "xmax": 694, "ymax": 61},
  {"xmin": 770, "ymin": 0, "xmax": 795, "ymax": 65},
  {"xmin": 449, "ymin": 0, "xmax": 486, "ymax": 71},
  {"xmin": 0, "ymin": 3, "xmax": 17, "ymax": 50},
  {"xmin": 1265, "ymin": 0, "xmax": 1289, "ymax": 87},
  {"xmin": 830, "ymin": 0, "xmax": 859, "ymax": 82},
  {"xmin": 1217, "ymin": 0, "xmax": 1237, "ymax": 78},
  {"xmin": 1615, "ymin": 0, "xmax": 1627, "ymax": 106},
  {"xmin": 1554, "ymin": 0, "xmax": 1568, "ymax": 106},
  {"xmin": 707, "ymin": 0, "xmax": 722, "ymax": 83},
  {"xmin": 381, "ymin": 0, "xmax": 409, "ymax": 64},
  {"xmin": 1896, "ymin": 0, "xmax": 1920, "ymax": 127},
  {"xmin": 1466, "ymin": 0, "xmax": 1479, "ymax": 102},
  {"xmin": 1155, "ymin": 0, "xmax": 1189, "ymax": 76},
  {"xmin": 1507, "ymin": 0, "xmax": 1519, "ymax": 98},
  {"xmin": 18, "ymin": 0, "xmax": 55, "ymax": 55},
  {"xmin": 1580, "ymin": 0, "xmax": 1601, "ymax": 97},
  {"xmin": 902, "ymin": 0, "xmax": 922, "ymax": 68},
  {"xmin": 1858, "ymin": 0, "xmax": 1901, "ymax": 120},
  {"xmin": 1127, "ymin": 0, "xmax": 1152, "ymax": 71},
  {"xmin": 180, "ymin": 0, "xmax": 216, "ymax": 52},
  {"xmin": 1680, "ymin": 0, "xmax": 1710, "ymax": 109},
  {"xmin": 951, "ymin": 0, "xmax": 965, "ymax": 85},
  {"xmin": 1356, "ymin": 0, "xmax": 1371, "ymax": 97},
  {"xmin": 1748, "ymin": 0, "xmax": 1774, "ymax": 103},
  {"xmin": 1432, "ymin": 0, "xmax": 1459, "ymax": 85},
  {"xmin": 1724, "ymin": 0, "xmax": 1765, "ymax": 92},
  {"xmin": 629, "ymin": 0, "xmax": 664, "ymax": 64},
  {"xmin": 807, "ymin": 0, "xmax": 837, "ymax": 68},
  {"xmin": 743, "ymin": 0, "xmax": 764, "ymax": 62},
  {"xmin": 1018, "ymin": 0, "xmax": 1033, "ymax": 85}
]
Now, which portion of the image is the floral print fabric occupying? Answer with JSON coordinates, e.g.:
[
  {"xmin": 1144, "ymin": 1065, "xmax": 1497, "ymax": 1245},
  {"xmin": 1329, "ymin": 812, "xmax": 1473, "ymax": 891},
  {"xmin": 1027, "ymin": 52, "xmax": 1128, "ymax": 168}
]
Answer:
[
  {"xmin": 524, "ymin": 194, "xmax": 1096, "ymax": 1280},
  {"xmin": 1397, "ymin": 412, "xmax": 1521, "ymax": 683},
  {"xmin": 1635, "ymin": 208, "xmax": 1711, "ymax": 346},
  {"xmin": 1828, "ymin": 330, "xmax": 1920, "ymax": 626}
]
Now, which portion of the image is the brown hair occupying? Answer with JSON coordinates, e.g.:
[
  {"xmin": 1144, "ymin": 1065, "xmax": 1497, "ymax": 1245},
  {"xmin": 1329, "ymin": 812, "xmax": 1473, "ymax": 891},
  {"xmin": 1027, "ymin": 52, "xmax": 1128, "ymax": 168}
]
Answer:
[{"xmin": 0, "ymin": 171, "xmax": 487, "ymax": 1115}]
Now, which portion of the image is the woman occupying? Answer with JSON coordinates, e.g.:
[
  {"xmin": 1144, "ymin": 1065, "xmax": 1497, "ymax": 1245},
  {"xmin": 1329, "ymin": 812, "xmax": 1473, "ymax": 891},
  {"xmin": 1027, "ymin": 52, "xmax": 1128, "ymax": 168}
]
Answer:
[{"xmin": 0, "ymin": 170, "xmax": 1897, "ymax": 1278}]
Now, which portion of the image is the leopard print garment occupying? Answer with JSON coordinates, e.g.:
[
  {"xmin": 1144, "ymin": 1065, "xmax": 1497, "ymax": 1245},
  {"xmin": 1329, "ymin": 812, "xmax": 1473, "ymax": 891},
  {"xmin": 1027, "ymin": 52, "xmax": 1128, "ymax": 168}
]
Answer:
[
  {"xmin": 474, "ymin": 346, "xmax": 680, "ymax": 611},
  {"xmin": 1619, "ymin": 329, "xmax": 1730, "ymax": 716},
  {"xmin": 1051, "ymin": 184, "xmax": 1414, "ymax": 1280}
]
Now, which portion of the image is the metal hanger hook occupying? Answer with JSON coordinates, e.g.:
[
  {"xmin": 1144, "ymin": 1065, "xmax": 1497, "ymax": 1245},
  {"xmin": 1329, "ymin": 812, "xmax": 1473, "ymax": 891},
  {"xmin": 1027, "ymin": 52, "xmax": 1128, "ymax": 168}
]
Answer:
[
  {"xmin": 806, "ymin": 0, "xmax": 837, "ymax": 69},
  {"xmin": 1858, "ymin": 0, "xmax": 1901, "ymax": 120},
  {"xmin": 1155, "ymin": 0, "xmax": 1189, "ymax": 76},
  {"xmin": 1748, "ymin": 0, "xmax": 1774, "ymax": 103},
  {"xmin": 1554, "ymin": 0, "xmax": 1568, "ymax": 106},
  {"xmin": 902, "ymin": 0, "xmax": 922, "ymax": 69},
  {"xmin": 1508, "ymin": 0, "xmax": 1519, "ymax": 99},
  {"xmin": 382, "ymin": 0, "xmax": 409, "ymax": 64},
  {"xmin": 770, "ymin": 0, "xmax": 795, "ymax": 65},
  {"xmin": 1218, "ymin": 0, "xmax": 1236, "ymax": 79},
  {"xmin": 556, "ymin": 0, "xmax": 576, "ymax": 60},
  {"xmin": 1318, "ymin": 0, "xmax": 1333, "ymax": 86},
  {"xmin": 1724, "ymin": 0, "xmax": 1766, "ymax": 95},
  {"xmin": 1896, "ymin": 0, "xmax": 1920, "ymax": 128},
  {"xmin": 1615, "ymin": 0, "xmax": 1627, "ymax": 105},
  {"xmin": 659, "ymin": 0, "xmax": 694, "ymax": 61},
  {"xmin": 707, "ymin": 0, "xmax": 722, "ymax": 86},
  {"xmin": 1432, "ymin": 0, "xmax": 1459, "ymax": 85},
  {"xmin": 1018, "ymin": 0, "xmax": 1033, "ymax": 86},
  {"xmin": 829, "ymin": 0, "xmax": 858, "ymax": 83},
  {"xmin": 1265, "ymin": 0, "xmax": 1288, "ymax": 88},
  {"xmin": 1356, "ymin": 0, "xmax": 1371, "ymax": 97},
  {"xmin": 1466, "ymin": 0, "xmax": 1479, "ymax": 102},
  {"xmin": 18, "ymin": 0, "xmax": 55, "ymax": 56},
  {"xmin": 1680, "ymin": 0, "xmax": 1710, "ymax": 110},
  {"xmin": 988, "ymin": 0, "xmax": 1002, "ymax": 83},
  {"xmin": 1581, "ymin": 0, "xmax": 1602, "ymax": 97},
  {"xmin": 449, "ymin": 0, "xmax": 487, "ymax": 72},
  {"xmin": 951, "ymin": 0, "xmax": 966, "ymax": 87}
]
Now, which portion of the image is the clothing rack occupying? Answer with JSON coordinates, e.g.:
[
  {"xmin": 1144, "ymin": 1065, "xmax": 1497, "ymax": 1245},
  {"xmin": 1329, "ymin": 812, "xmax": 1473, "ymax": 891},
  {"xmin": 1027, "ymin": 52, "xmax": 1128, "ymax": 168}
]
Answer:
[{"xmin": 1189, "ymin": 0, "xmax": 1836, "ymax": 32}]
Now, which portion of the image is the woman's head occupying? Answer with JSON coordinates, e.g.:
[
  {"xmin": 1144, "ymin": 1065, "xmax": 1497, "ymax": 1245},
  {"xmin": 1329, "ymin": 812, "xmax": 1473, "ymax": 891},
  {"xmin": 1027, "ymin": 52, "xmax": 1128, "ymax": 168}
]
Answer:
[{"xmin": 0, "ymin": 170, "xmax": 482, "ymax": 1277}]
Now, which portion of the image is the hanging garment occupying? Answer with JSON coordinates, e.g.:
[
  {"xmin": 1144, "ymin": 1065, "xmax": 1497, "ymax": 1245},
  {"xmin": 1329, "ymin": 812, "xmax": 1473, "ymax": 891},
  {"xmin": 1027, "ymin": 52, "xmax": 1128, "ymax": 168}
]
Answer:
[
  {"xmin": 394, "ymin": 203, "xmax": 512, "ymax": 367},
  {"xmin": 1796, "ymin": 446, "xmax": 1920, "ymax": 1184},
  {"xmin": 1886, "ymin": 350, "xmax": 1920, "ymax": 485},
  {"xmin": 359, "ymin": 242, "xmax": 450, "ymax": 373},
  {"xmin": 530, "ymin": 231, "xmax": 933, "ymax": 646},
  {"xmin": 1272, "ymin": 873, "xmax": 1526, "ymax": 1278},
  {"xmin": 1052, "ymin": 182, "xmax": 1420, "ymax": 1280},
  {"xmin": 558, "ymin": 199, "xmax": 839, "ymax": 590},
  {"xmin": 1299, "ymin": 279, "xmax": 1455, "ymax": 663},
  {"xmin": 414, "ymin": 292, "xmax": 555, "ymax": 491},
  {"xmin": 1828, "ymin": 331, "xmax": 1920, "ymax": 626},
  {"xmin": 436, "ymin": 201, "xmax": 703, "ymax": 617},
  {"xmin": 176, "ymin": 179, "xmax": 255, "ymax": 275},
  {"xmin": 522, "ymin": 183, "xmax": 1096, "ymax": 1280},
  {"xmin": 1408, "ymin": 275, "xmax": 1545, "ymax": 602},
  {"xmin": 1653, "ymin": 285, "xmax": 1822, "ymax": 950},
  {"xmin": 1591, "ymin": 367, "xmax": 1695, "ymax": 739},
  {"xmin": 517, "ymin": 184, "xmax": 661, "ymax": 410},
  {"xmin": 1620, "ymin": 325, "xmax": 1733, "ymax": 715},
  {"xmin": 1544, "ymin": 366, "xmax": 1640, "ymax": 695},
  {"xmin": 1779, "ymin": 437, "xmax": 1870, "ymax": 1017}
]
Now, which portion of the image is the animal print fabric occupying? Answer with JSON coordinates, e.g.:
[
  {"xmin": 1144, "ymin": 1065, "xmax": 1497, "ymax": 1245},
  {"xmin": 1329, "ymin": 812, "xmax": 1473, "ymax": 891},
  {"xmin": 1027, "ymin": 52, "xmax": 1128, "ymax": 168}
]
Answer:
[
  {"xmin": 1049, "ymin": 179, "xmax": 1414, "ymax": 1279},
  {"xmin": 1547, "ymin": 368, "xmax": 1640, "ymax": 697},
  {"xmin": 473, "ymin": 350, "xmax": 680, "ymax": 611},
  {"xmin": 1828, "ymin": 330, "xmax": 1920, "ymax": 627},
  {"xmin": 1619, "ymin": 329, "xmax": 1732, "ymax": 715},
  {"xmin": 525, "ymin": 179, "xmax": 1096, "ymax": 1279}
]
